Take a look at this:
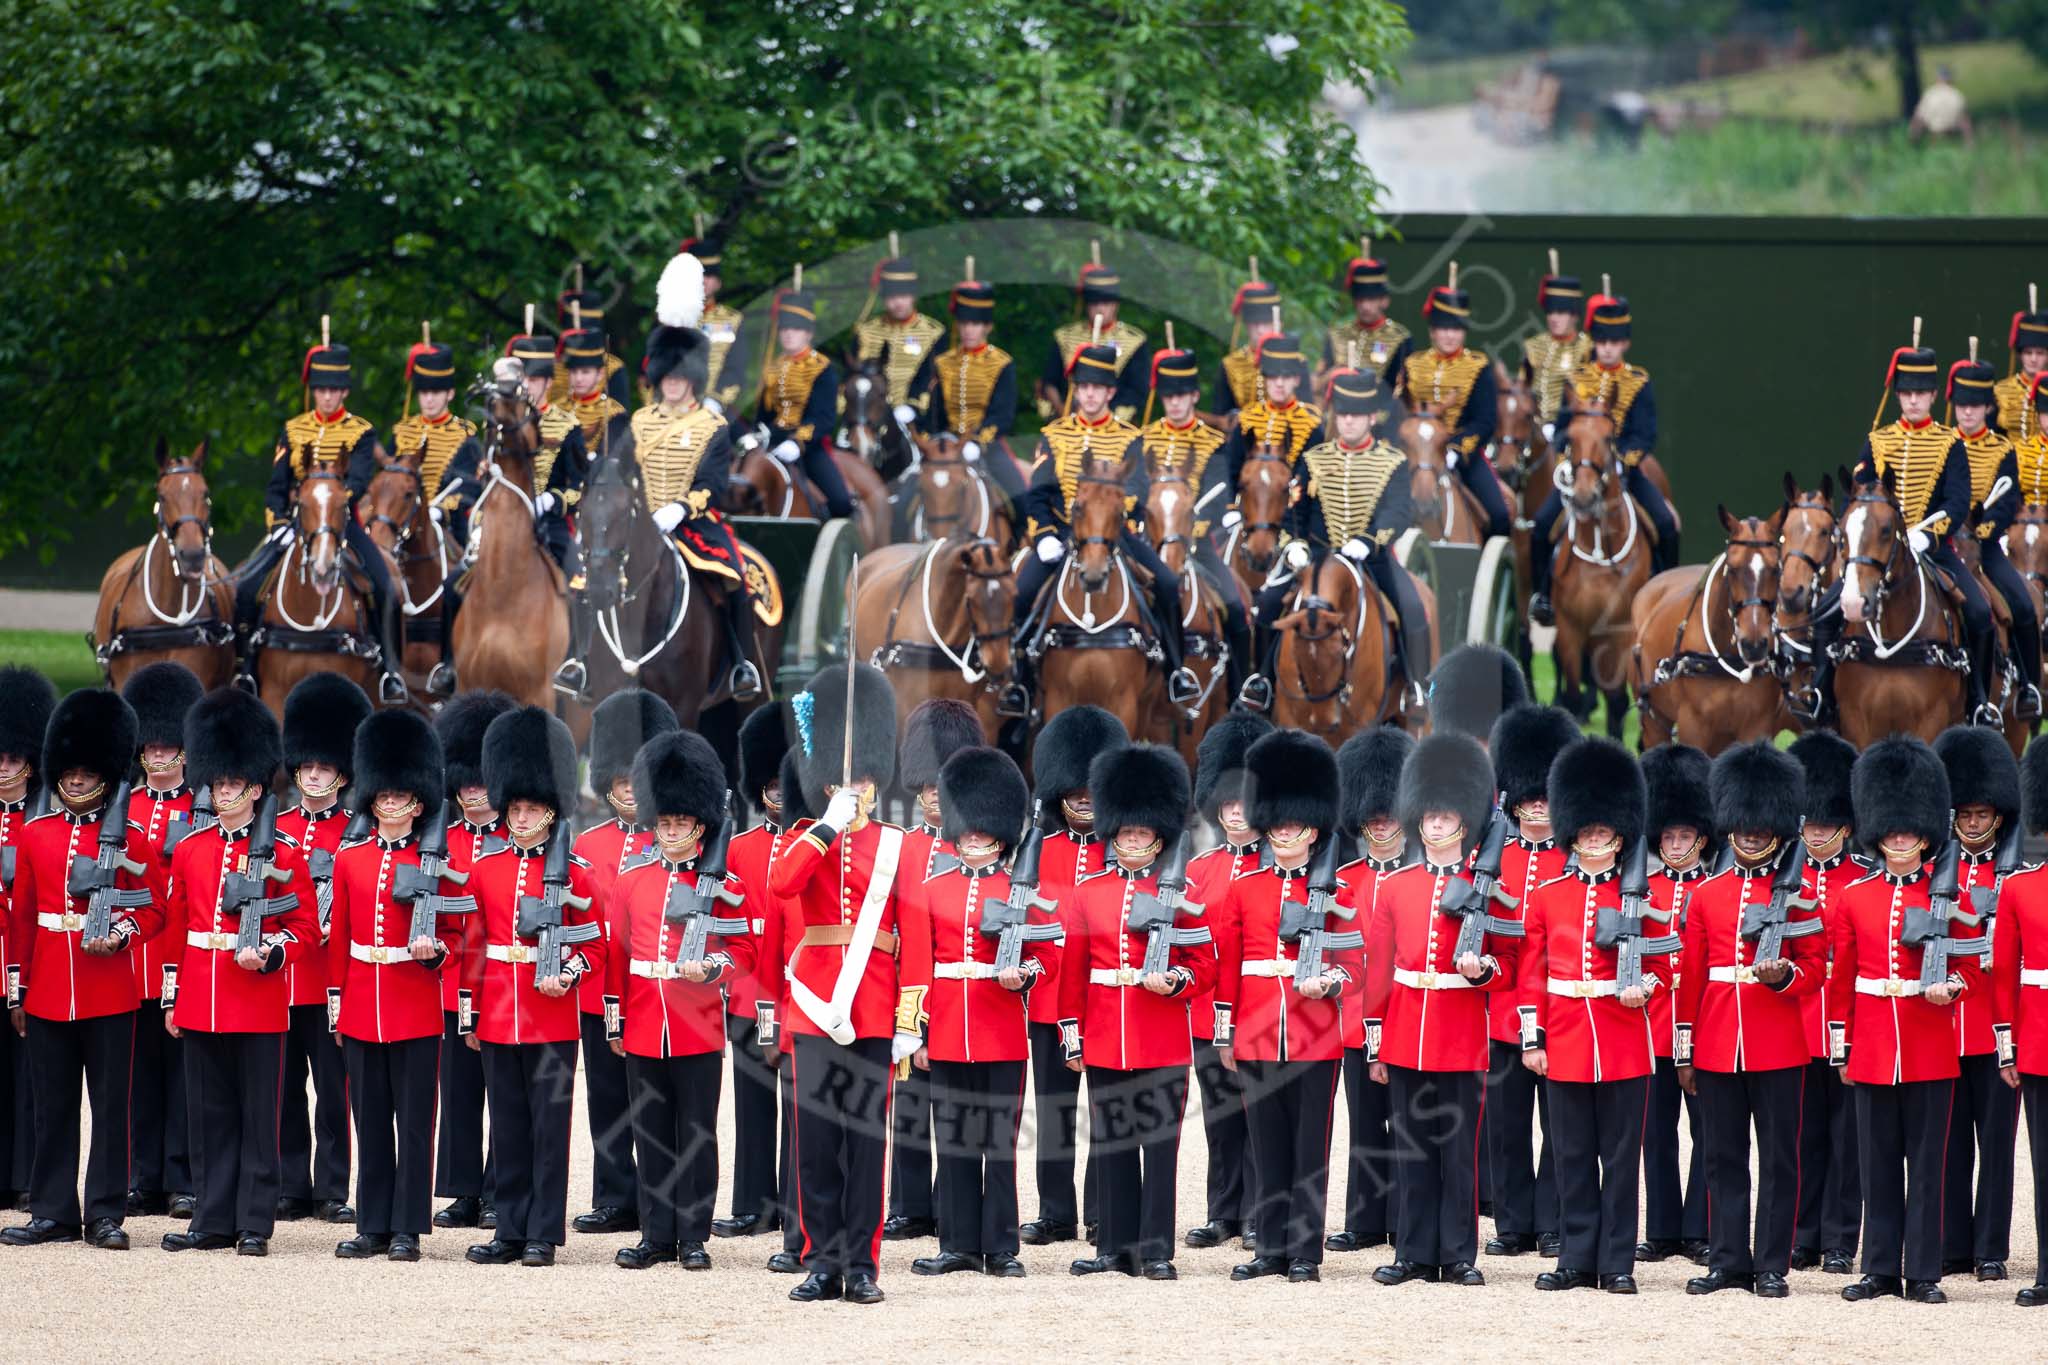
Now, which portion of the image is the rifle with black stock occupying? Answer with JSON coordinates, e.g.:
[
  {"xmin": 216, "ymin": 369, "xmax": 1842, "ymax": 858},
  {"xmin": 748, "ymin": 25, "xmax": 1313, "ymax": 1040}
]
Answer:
[
  {"xmin": 65, "ymin": 780, "xmax": 153, "ymax": 942},
  {"xmin": 515, "ymin": 828, "xmax": 600, "ymax": 983},
  {"xmin": 663, "ymin": 791, "xmax": 749, "ymax": 966},
  {"xmin": 222, "ymin": 794, "xmax": 301, "ymax": 954},
  {"xmin": 979, "ymin": 798, "xmax": 1063, "ymax": 975},
  {"xmin": 1126, "ymin": 831, "xmax": 1208, "ymax": 979},
  {"xmin": 1594, "ymin": 837, "xmax": 1682, "ymax": 994},
  {"xmin": 1277, "ymin": 833, "xmax": 1363, "ymax": 988}
]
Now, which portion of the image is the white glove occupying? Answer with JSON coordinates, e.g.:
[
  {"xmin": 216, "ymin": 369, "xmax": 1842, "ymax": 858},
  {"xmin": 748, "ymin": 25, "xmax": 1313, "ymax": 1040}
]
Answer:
[
  {"xmin": 1908, "ymin": 528, "xmax": 1931, "ymax": 556},
  {"xmin": 822, "ymin": 787, "xmax": 864, "ymax": 830},
  {"xmin": 1221, "ymin": 509, "xmax": 1244, "ymax": 529},
  {"xmin": 1541, "ymin": 422, "xmax": 1556, "ymax": 443},
  {"xmin": 429, "ymin": 506, "xmax": 445, "ymax": 525},
  {"xmin": 1342, "ymin": 537, "xmax": 1372, "ymax": 561},
  {"xmin": 891, "ymin": 1031, "xmax": 922, "ymax": 1064},
  {"xmin": 1445, "ymin": 448, "xmax": 1460, "ymax": 469},
  {"xmin": 1284, "ymin": 542, "xmax": 1311, "ymax": 572},
  {"xmin": 491, "ymin": 356, "xmax": 524, "ymax": 387},
  {"xmin": 534, "ymin": 492, "xmax": 557, "ymax": 516},
  {"xmin": 703, "ymin": 397, "xmax": 723, "ymax": 417},
  {"xmin": 653, "ymin": 502, "xmax": 687, "ymax": 534},
  {"xmin": 770, "ymin": 439, "xmax": 801, "ymax": 464},
  {"xmin": 961, "ymin": 441, "xmax": 981, "ymax": 462},
  {"xmin": 892, "ymin": 404, "xmax": 916, "ymax": 427},
  {"xmin": 1036, "ymin": 536, "xmax": 1066, "ymax": 564}
]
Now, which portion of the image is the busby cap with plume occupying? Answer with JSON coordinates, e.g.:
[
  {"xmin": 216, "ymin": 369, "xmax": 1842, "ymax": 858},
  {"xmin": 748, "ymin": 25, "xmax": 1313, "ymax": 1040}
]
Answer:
[
  {"xmin": 1644, "ymin": 742, "xmax": 1715, "ymax": 842},
  {"xmin": 1193, "ymin": 710, "xmax": 1273, "ymax": 822},
  {"xmin": 1488, "ymin": 704, "xmax": 1580, "ymax": 813},
  {"xmin": 588, "ymin": 689, "xmax": 679, "ymax": 798},
  {"xmin": 483, "ymin": 705, "xmax": 578, "ymax": 815},
  {"xmin": 1032, "ymin": 705, "xmax": 1129, "ymax": 803},
  {"xmin": 939, "ymin": 747, "xmax": 1030, "ymax": 852},
  {"xmin": 1396, "ymin": 733, "xmax": 1495, "ymax": 857},
  {"xmin": 1851, "ymin": 735, "xmax": 1950, "ymax": 852},
  {"xmin": 1245, "ymin": 729, "xmax": 1339, "ymax": 834},
  {"xmin": 44, "ymin": 689, "xmax": 140, "ymax": 788},
  {"xmin": 1088, "ymin": 743, "xmax": 1190, "ymax": 843},
  {"xmin": 2021, "ymin": 734, "xmax": 2048, "ymax": 836},
  {"xmin": 1708, "ymin": 742, "xmax": 1800, "ymax": 844},
  {"xmin": 352, "ymin": 709, "xmax": 443, "ymax": 808},
  {"xmin": 899, "ymin": 698, "xmax": 984, "ymax": 792},
  {"xmin": 282, "ymin": 672, "xmax": 372, "ymax": 777},
  {"xmin": 645, "ymin": 251, "xmax": 710, "ymax": 392},
  {"xmin": 121, "ymin": 661, "xmax": 203, "ymax": 752},
  {"xmin": 1547, "ymin": 736, "xmax": 1646, "ymax": 850},
  {"xmin": 1428, "ymin": 644, "xmax": 1529, "ymax": 742},
  {"xmin": 632, "ymin": 729, "xmax": 727, "ymax": 827},
  {"xmin": 185, "ymin": 688, "xmax": 280, "ymax": 790},
  {"xmin": 779, "ymin": 750, "xmax": 813, "ymax": 826},
  {"xmin": 435, "ymin": 691, "xmax": 516, "ymax": 798},
  {"xmin": 1788, "ymin": 730, "xmax": 1857, "ymax": 828},
  {"xmin": 793, "ymin": 662, "xmax": 897, "ymax": 813},
  {"xmin": 0, "ymin": 665, "xmax": 57, "ymax": 772},
  {"xmin": 1934, "ymin": 725, "xmax": 2020, "ymax": 827},
  {"xmin": 738, "ymin": 704, "xmax": 791, "ymax": 811},
  {"xmin": 1338, "ymin": 727, "xmax": 1414, "ymax": 831}
]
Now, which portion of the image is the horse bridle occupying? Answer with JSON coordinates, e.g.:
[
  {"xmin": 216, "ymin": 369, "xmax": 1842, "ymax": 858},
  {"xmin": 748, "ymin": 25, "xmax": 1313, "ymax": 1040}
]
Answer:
[
  {"xmin": 1721, "ymin": 534, "xmax": 1781, "ymax": 625},
  {"xmin": 1840, "ymin": 487, "xmax": 1905, "ymax": 618},
  {"xmin": 922, "ymin": 449, "xmax": 992, "ymax": 539},
  {"xmin": 1148, "ymin": 472, "xmax": 1197, "ymax": 560},
  {"xmin": 292, "ymin": 466, "xmax": 350, "ymax": 552},
  {"xmin": 156, "ymin": 460, "xmax": 214, "ymax": 559},
  {"xmin": 957, "ymin": 537, "xmax": 1014, "ymax": 657},
  {"xmin": 362, "ymin": 461, "xmax": 428, "ymax": 558},
  {"xmin": 1235, "ymin": 452, "xmax": 1289, "ymax": 554},
  {"xmin": 1283, "ymin": 589, "xmax": 1356, "ymax": 707},
  {"xmin": 1070, "ymin": 471, "xmax": 1129, "ymax": 554},
  {"xmin": 582, "ymin": 463, "xmax": 655, "ymax": 610}
]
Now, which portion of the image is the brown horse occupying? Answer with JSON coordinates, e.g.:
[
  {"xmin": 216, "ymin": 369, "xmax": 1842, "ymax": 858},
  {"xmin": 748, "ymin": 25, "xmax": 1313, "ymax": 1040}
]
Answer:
[
  {"xmin": 839, "ymin": 353, "xmax": 918, "ymax": 484},
  {"xmin": 1490, "ymin": 366, "xmax": 1554, "ymax": 647},
  {"xmin": 1830, "ymin": 478, "xmax": 1968, "ymax": 746},
  {"xmin": 2007, "ymin": 502, "xmax": 2048, "ymax": 675},
  {"xmin": 723, "ymin": 431, "xmax": 893, "ymax": 549},
  {"xmin": 907, "ymin": 433, "xmax": 1014, "ymax": 549},
  {"xmin": 250, "ymin": 463, "xmax": 384, "ymax": 719},
  {"xmin": 359, "ymin": 444, "xmax": 459, "ymax": 699},
  {"xmin": 1549, "ymin": 411, "xmax": 1651, "ymax": 734},
  {"xmin": 1142, "ymin": 467, "xmax": 1230, "ymax": 762},
  {"xmin": 1395, "ymin": 412, "xmax": 1485, "ymax": 546},
  {"xmin": 1225, "ymin": 446, "xmax": 1291, "ymax": 586},
  {"xmin": 1029, "ymin": 454, "xmax": 1160, "ymax": 738},
  {"xmin": 852, "ymin": 536, "xmax": 1015, "ymax": 741},
  {"xmin": 451, "ymin": 386, "xmax": 568, "ymax": 709},
  {"xmin": 93, "ymin": 438, "xmax": 236, "ymax": 690},
  {"xmin": 1267, "ymin": 552, "xmax": 1404, "ymax": 745},
  {"xmin": 1771, "ymin": 472, "xmax": 1839, "ymax": 727},
  {"xmin": 1630, "ymin": 506, "xmax": 1787, "ymax": 754}
]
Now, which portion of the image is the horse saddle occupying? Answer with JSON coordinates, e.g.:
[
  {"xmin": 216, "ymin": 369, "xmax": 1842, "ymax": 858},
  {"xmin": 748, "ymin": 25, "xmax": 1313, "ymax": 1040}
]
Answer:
[{"xmin": 1934, "ymin": 553, "xmax": 2014, "ymax": 633}]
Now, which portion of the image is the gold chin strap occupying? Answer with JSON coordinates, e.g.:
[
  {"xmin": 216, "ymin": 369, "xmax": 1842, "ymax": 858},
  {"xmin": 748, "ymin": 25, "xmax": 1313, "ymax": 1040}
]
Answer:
[
  {"xmin": 917, "ymin": 790, "xmax": 941, "ymax": 826},
  {"xmin": 1731, "ymin": 835, "xmax": 1779, "ymax": 869},
  {"xmin": 1571, "ymin": 833, "xmax": 1622, "ymax": 860},
  {"xmin": 143, "ymin": 751, "xmax": 185, "ymax": 774},
  {"xmin": 1061, "ymin": 796, "xmax": 1094, "ymax": 831},
  {"xmin": 297, "ymin": 768, "xmax": 344, "ymax": 799},
  {"xmin": 1803, "ymin": 826, "xmax": 1846, "ymax": 859},
  {"xmin": 511, "ymin": 809, "xmax": 557, "ymax": 847},
  {"xmin": 659, "ymin": 828, "xmax": 702, "ymax": 863},
  {"xmin": 1114, "ymin": 835, "xmax": 1164, "ymax": 869},
  {"xmin": 1267, "ymin": 827, "xmax": 1315, "ymax": 852},
  {"xmin": 1421, "ymin": 821, "xmax": 1466, "ymax": 858},
  {"xmin": 1364, "ymin": 826, "xmax": 1403, "ymax": 853},
  {"xmin": 606, "ymin": 790, "xmax": 637, "ymax": 822},
  {"xmin": 376, "ymin": 795, "xmax": 424, "ymax": 820},
  {"xmin": 1883, "ymin": 837, "xmax": 1929, "ymax": 868},
  {"xmin": 62, "ymin": 778, "xmax": 109, "ymax": 811},
  {"xmin": 214, "ymin": 783, "xmax": 254, "ymax": 814}
]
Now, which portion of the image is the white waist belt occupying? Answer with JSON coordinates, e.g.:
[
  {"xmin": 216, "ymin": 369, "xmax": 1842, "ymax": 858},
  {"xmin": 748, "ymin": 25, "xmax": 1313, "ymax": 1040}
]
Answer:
[
  {"xmin": 1395, "ymin": 967, "xmax": 1473, "ymax": 990},
  {"xmin": 2022, "ymin": 967, "xmax": 2048, "ymax": 989},
  {"xmin": 1547, "ymin": 977, "xmax": 1618, "ymax": 999},
  {"xmin": 629, "ymin": 959, "xmax": 691, "ymax": 980},
  {"xmin": 349, "ymin": 942, "xmax": 418, "ymax": 966},
  {"xmin": 186, "ymin": 930, "xmax": 236, "ymax": 952},
  {"xmin": 934, "ymin": 961, "xmax": 998, "ymax": 980},
  {"xmin": 1708, "ymin": 965, "xmax": 1762, "ymax": 986},
  {"xmin": 1090, "ymin": 967, "xmax": 1146, "ymax": 987},
  {"xmin": 485, "ymin": 943, "xmax": 535, "ymax": 965},
  {"xmin": 1240, "ymin": 958, "xmax": 1298, "ymax": 979},
  {"xmin": 36, "ymin": 913, "xmax": 84, "ymax": 933},
  {"xmin": 1854, "ymin": 976, "xmax": 1923, "ymax": 998}
]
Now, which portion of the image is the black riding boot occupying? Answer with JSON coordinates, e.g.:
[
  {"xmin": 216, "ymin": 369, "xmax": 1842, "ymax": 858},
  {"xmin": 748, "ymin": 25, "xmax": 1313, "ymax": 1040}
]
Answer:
[
  {"xmin": 1222, "ymin": 605, "xmax": 1253, "ymax": 701},
  {"xmin": 2010, "ymin": 611, "xmax": 2044, "ymax": 720},
  {"xmin": 1968, "ymin": 625, "xmax": 1999, "ymax": 726},
  {"xmin": 724, "ymin": 591, "xmax": 766, "ymax": 702},
  {"xmin": 552, "ymin": 593, "xmax": 594, "ymax": 700},
  {"xmin": 373, "ymin": 587, "xmax": 411, "ymax": 706},
  {"xmin": 426, "ymin": 590, "xmax": 461, "ymax": 698},
  {"xmin": 1793, "ymin": 606, "xmax": 1841, "ymax": 726}
]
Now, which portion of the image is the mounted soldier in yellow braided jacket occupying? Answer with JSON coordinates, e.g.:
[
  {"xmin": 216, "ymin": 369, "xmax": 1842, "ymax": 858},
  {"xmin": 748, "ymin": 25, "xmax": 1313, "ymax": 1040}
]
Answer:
[
  {"xmin": 1947, "ymin": 354, "xmax": 2040, "ymax": 717},
  {"xmin": 849, "ymin": 254, "xmax": 945, "ymax": 423},
  {"xmin": 1214, "ymin": 280, "xmax": 1283, "ymax": 424},
  {"xmin": 1393, "ymin": 279, "xmax": 1513, "ymax": 542},
  {"xmin": 679, "ymin": 236, "xmax": 749, "ymax": 416},
  {"xmin": 1519, "ymin": 269, "xmax": 1591, "ymax": 426},
  {"xmin": 1320, "ymin": 255, "xmax": 1407, "ymax": 390},
  {"xmin": 1997, "ymin": 299, "xmax": 2048, "ymax": 439},
  {"xmin": 917, "ymin": 278, "xmax": 1029, "ymax": 511},
  {"xmin": 1218, "ymin": 334, "xmax": 1323, "ymax": 487},
  {"xmin": 1037, "ymin": 262, "xmax": 1152, "ymax": 425},
  {"xmin": 548, "ymin": 285, "xmax": 631, "ymax": 408}
]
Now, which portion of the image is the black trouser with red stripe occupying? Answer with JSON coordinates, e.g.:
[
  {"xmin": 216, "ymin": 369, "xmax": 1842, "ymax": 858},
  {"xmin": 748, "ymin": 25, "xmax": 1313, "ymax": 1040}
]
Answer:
[
  {"xmin": 1028, "ymin": 1020, "xmax": 1088, "ymax": 1228},
  {"xmin": 1856, "ymin": 1077, "xmax": 1952, "ymax": 1283},
  {"xmin": 889, "ymin": 1060, "xmax": 935, "ymax": 1223},
  {"xmin": 1086, "ymin": 1064, "xmax": 1188, "ymax": 1265},
  {"xmin": 1942, "ymin": 1050, "xmax": 2018, "ymax": 1266},
  {"xmin": 1241, "ymin": 1058, "xmax": 1340, "ymax": 1266},
  {"xmin": 129, "ymin": 1006, "xmax": 192, "ymax": 1198},
  {"xmin": 1194, "ymin": 1036, "xmax": 1252, "ymax": 1229},
  {"xmin": 1794, "ymin": 1058, "xmax": 1860, "ymax": 1253},
  {"xmin": 1339, "ymin": 1047, "xmax": 1394, "ymax": 1240},
  {"xmin": 627, "ymin": 1051, "xmax": 721, "ymax": 1246},
  {"xmin": 481, "ymin": 1039, "xmax": 577, "ymax": 1246},
  {"xmin": 184, "ymin": 1029, "xmax": 285, "ymax": 1238},
  {"xmin": 1696, "ymin": 1065, "xmax": 1802, "ymax": 1276},
  {"xmin": 779, "ymin": 1051, "xmax": 803, "ymax": 1255},
  {"xmin": 929, "ymin": 1059, "xmax": 1027, "ymax": 1257},
  {"xmin": 1486, "ymin": 1039, "xmax": 1557, "ymax": 1238},
  {"xmin": 791, "ymin": 1035, "xmax": 893, "ymax": 1278},
  {"xmin": 579, "ymin": 1010, "xmax": 638, "ymax": 1214},
  {"xmin": 2, "ymin": 1017, "xmax": 28, "ymax": 1196},
  {"xmin": 25, "ymin": 1012, "xmax": 134, "ymax": 1228},
  {"xmin": 342, "ymin": 1034, "xmax": 439, "ymax": 1237},
  {"xmin": 435, "ymin": 1009, "xmax": 494, "ymax": 1203},
  {"xmin": 1388, "ymin": 1066, "xmax": 1482, "ymax": 1268},
  {"xmin": 280, "ymin": 1002, "xmax": 350, "ymax": 1203},
  {"xmin": 1644, "ymin": 1055, "xmax": 1707, "ymax": 1244},
  {"xmin": 727, "ymin": 1013, "xmax": 780, "ymax": 1224},
  {"xmin": 1547, "ymin": 1074, "xmax": 1647, "ymax": 1277},
  {"xmin": 2019, "ymin": 1075, "xmax": 2048, "ymax": 1287}
]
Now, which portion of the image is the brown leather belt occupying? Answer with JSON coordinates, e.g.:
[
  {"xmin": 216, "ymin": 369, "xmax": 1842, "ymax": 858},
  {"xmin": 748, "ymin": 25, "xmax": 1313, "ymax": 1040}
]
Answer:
[{"xmin": 800, "ymin": 925, "xmax": 897, "ymax": 954}]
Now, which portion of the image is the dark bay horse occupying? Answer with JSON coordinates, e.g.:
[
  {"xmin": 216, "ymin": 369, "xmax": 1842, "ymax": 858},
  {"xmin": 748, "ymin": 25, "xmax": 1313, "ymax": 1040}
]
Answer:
[
  {"xmin": 1395, "ymin": 411, "xmax": 1485, "ymax": 546},
  {"xmin": 1143, "ymin": 466, "xmax": 1230, "ymax": 762},
  {"xmin": 1031, "ymin": 454, "xmax": 1160, "ymax": 738},
  {"xmin": 93, "ymin": 438, "xmax": 236, "ymax": 690},
  {"xmin": 452, "ymin": 385, "xmax": 568, "ymax": 709},
  {"xmin": 250, "ymin": 461, "xmax": 384, "ymax": 720},
  {"xmin": 1831, "ymin": 478, "xmax": 1969, "ymax": 746},
  {"xmin": 359, "ymin": 442, "xmax": 459, "ymax": 700}
]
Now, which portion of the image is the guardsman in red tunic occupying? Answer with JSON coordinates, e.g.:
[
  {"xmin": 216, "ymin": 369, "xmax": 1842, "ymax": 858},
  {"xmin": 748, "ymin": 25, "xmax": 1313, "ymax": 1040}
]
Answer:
[
  {"xmin": 328, "ymin": 710, "xmax": 465, "ymax": 1262},
  {"xmin": 276, "ymin": 672, "xmax": 370, "ymax": 1226},
  {"xmin": 1789, "ymin": 730, "xmax": 1866, "ymax": 1273},
  {"xmin": 769, "ymin": 663, "xmax": 933, "ymax": 1306},
  {"xmin": 1992, "ymin": 735, "xmax": 2048, "ymax": 1306},
  {"xmin": 1057, "ymin": 744, "xmax": 1214, "ymax": 1281},
  {"xmin": 1519, "ymin": 737, "xmax": 1663, "ymax": 1294},
  {"xmin": 1327, "ymin": 727, "xmax": 1413, "ymax": 1255},
  {"xmin": 1637, "ymin": 743, "xmax": 1712, "ymax": 1265},
  {"xmin": 429, "ymin": 691, "xmax": 513, "ymax": 1231},
  {"xmin": 1362, "ymin": 733, "xmax": 1516, "ymax": 1287},
  {"xmin": 717, "ymin": 704, "xmax": 792, "ymax": 1238},
  {"xmin": 607, "ymin": 730, "xmax": 756, "ymax": 1272},
  {"xmin": 1932, "ymin": 725, "xmax": 2020, "ymax": 1281},
  {"xmin": 2, "ymin": 689, "xmax": 161, "ymax": 1250},
  {"xmin": 1480, "ymin": 704, "xmax": 1574, "ymax": 1259},
  {"xmin": 1216, "ymin": 731, "xmax": 1359, "ymax": 1284},
  {"xmin": 1674, "ymin": 742, "xmax": 1826, "ymax": 1297},
  {"xmin": 163, "ymin": 688, "xmax": 319, "ymax": 1255},
  {"xmin": 1021, "ymin": 704, "xmax": 1126, "ymax": 1246},
  {"xmin": 1183, "ymin": 711, "xmax": 1271, "ymax": 1252},
  {"xmin": 886, "ymin": 699, "xmax": 985, "ymax": 1244},
  {"xmin": 0, "ymin": 667, "xmax": 56, "ymax": 1214},
  {"xmin": 118, "ymin": 662, "xmax": 203, "ymax": 1220},
  {"xmin": 569, "ymin": 689, "xmax": 678, "ymax": 1239},
  {"xmin": 759, "ymin": 748, "xmax": 813, "ymax": 1275},
  {"xmin": 1827, "ymin": 737, "xmax": 1982, "ymax": 1304},
  {"xmin": 909, "ymin": 747, "xmax": 1058, "ymax": 1278}
]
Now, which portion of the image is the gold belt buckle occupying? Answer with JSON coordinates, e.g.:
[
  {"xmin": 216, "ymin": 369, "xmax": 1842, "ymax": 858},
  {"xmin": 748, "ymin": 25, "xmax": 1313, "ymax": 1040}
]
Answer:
[
  {"xmin": 209, "ymin": 933, "xmax": 231, "ymax": 951},
  {"xmin": 1418, "ymin": 971, "xmax": 1439, "ymax": 989},
  {"xmin": 1885, "ymin": 979, "xmax": 1907, "ymax": 997},
  {"xmin": 1116, "ymin": 967, "xmax": 1138, "ymax": 986},
  {"xmin": 1736, "ymin": 965, "xmax": 1757, "ymax": 985},
  {"xmin": 61, "ymin": 913, "xmax": 82, "ymax": 932},
  {"xmin": 507, "ymin": 944, "xmax": 531, "ymax": 965},
  {"xmin": 372, "ymin": 946, "xmax": 392, "ymax": 964}
]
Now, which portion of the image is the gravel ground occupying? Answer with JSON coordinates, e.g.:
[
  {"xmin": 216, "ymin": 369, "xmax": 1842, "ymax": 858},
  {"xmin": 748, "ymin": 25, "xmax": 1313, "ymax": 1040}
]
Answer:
[{"xmin": 9, "ymin": 1058, "xmax": 2042, "ymax": 1361}]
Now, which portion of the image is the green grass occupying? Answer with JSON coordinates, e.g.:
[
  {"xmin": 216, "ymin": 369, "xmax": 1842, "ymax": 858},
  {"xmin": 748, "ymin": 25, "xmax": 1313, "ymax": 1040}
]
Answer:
[
  {"xmin": 1525, "ymin": 647, "xmax": 1642, "ymax": 748},
  {"xmin": 1392, "ymin": 51, "xmax": 1543, "ymax": 110},
  {"xmin": 1661, "ymin": 39, "xmax": 2048, "ymax": 127},
  {"xmin": 2, "ymin": 629, "xmax": 101, "ymax": 696}
]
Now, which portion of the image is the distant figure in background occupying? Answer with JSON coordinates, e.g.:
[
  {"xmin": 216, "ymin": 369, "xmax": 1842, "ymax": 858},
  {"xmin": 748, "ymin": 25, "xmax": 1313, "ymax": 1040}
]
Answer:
[{"xmin": 1910, "ymin": 67, "xmax": 1971, "ymax": 143}]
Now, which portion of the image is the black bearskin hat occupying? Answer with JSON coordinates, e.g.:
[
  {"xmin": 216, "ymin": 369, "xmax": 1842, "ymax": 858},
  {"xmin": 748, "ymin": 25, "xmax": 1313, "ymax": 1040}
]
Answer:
[
  {"xmin": 1851, "ymin": 735, "xmax": 1950, "ymax": 853},
  {"xmin": 1489, "ymin": 704, "xmax": 1580, "ymax": 813},
  {"xmin": 1708, "ymin": 741, "xmax": 1801, "ymax": 844},
  {"xmin": 1031, "ymin": 705, "xmax": 1128, "ymax": 802},
  {"xmin": 794, "ymin": 662, "xmax": 897, "ymax": 813},
  {"xmin": 1338, "ymin": 727, "xmax": 1413, "ymax": 831},
  {"xmin": 1194, "ymin": 710, "xmax": 1274, "ymax": 822},
  {"xmin": 589, "ymin": 689, "xmax": 679, "ymax": 797},
  {"xmin": 1644, "ymin": 743, "xmax": 1716, "ymax": 842},
  {"xmin": 632, "ymin": 729, "xmax": 727, "ymax": 827},
  {"xmin": 351, "ymin": 709, "xmax": 443, "ymax": 807},
  {"xmin": 939, "ymin": 747, "xmax": 1030, "ymax": 851},
  {"xmin": 44, "ymin": 689, "xmax": 139, "ymax": 788},
  {"xmin": 1934, "ymin": 725, "xmax": 2021, "ymax": 828},
  {"xmin": 2022, "ymin": 734, "xmax": 2048, "ymax": 836},
  {"xmin": 739, "ymin": 704, "xmax": 791, "ymax": 811},
  {"xmin": 1547, "ymin": 736, "xmax": 1646, "ymax": 850},
  {"xmin": 483, "ymin": 705, "xmax": 578, "ymax": 815},
  {"xmin": 121, "ymin": 661, "xmax": 203, "ymax": 751},
  {"xmin": 282, "ymin": 672, "xmax": 372, "ymax": 777},
  {"xmin": 1088, "ymin": 744, "xmax": 1191, "ymax": 843},
  {"xmin": 435, "ymin": 690, "xmax": 515, "ymax": 798},
  {"xmin": 184, "ymin": 687, "xmax": 279, "ymax": 790},
  {"xmin": 1789, "ymin": 730, "xmax": 1857, "ymax": 828},
  {"xmin": 899, "ymin": 698, "xmax": 984, "ymax": 792},
  {"xmin": 1245, "ymin": 729, "xmax": 1339, "ymax": 834},
  {"xmin": 779, "ymin": 750, "xmax": 813, "ymax": 825},
  {"xmin": 1396, "ymin": 733, "xmax": 1496, "ymax": 855},
  {"xmin": 1428, "ymin": 644, "xmax": 1529, "ymax": 742},
  {"xmin": 0, "ymin": 666, "xmax": 57, "ymax": 770}
]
